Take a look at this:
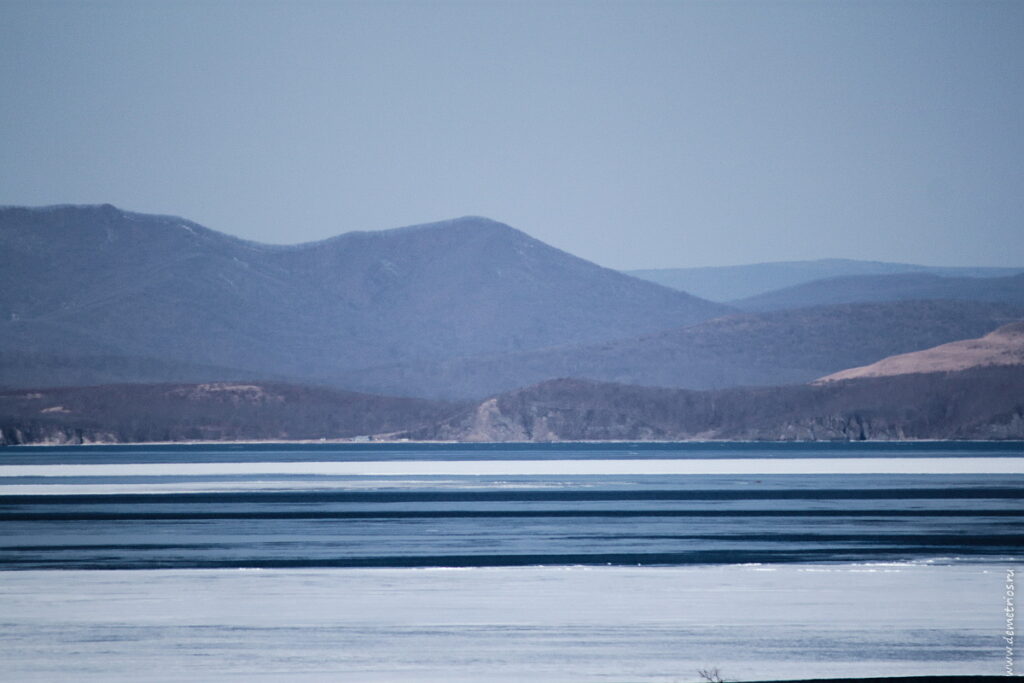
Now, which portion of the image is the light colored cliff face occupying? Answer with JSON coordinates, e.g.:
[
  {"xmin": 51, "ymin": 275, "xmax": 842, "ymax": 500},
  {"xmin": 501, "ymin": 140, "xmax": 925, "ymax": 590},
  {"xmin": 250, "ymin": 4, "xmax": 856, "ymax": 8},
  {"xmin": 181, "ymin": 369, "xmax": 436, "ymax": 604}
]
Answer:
[
  {"xmin": 816, "ymin": 321, "xmax": 1024, "ymax": 383},
  {"xmin": 456, "ymin": 398, "xmax": 525, "ymax": 442},
  {"xmin": 453, "ymin": 397, "xmax": 559, "ymax": 442}
]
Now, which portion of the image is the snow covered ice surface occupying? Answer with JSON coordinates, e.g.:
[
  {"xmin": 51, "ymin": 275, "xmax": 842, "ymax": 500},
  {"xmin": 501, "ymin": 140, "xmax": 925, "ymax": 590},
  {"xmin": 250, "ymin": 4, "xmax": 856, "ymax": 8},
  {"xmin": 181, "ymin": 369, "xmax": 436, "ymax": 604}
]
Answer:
[
  {"xmin": 4, "ymin": 456, "xmax": 1023, "ymax": 480},
  {"xmin": 0, "ymin": 563, "xmax": 1010, "ymax": 682},
  {"xmin": 2, "ymin": 444, "xmax": 1019, "ymax": 681}
]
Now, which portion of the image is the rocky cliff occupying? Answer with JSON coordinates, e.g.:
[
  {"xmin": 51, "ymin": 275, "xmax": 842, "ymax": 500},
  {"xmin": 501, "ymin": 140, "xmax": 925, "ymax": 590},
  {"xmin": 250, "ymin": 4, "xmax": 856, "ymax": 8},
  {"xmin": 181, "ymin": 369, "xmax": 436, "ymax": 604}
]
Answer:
[{"xmin": 403, "ymin": 366, "xmax": 1024, "ymax": 442}]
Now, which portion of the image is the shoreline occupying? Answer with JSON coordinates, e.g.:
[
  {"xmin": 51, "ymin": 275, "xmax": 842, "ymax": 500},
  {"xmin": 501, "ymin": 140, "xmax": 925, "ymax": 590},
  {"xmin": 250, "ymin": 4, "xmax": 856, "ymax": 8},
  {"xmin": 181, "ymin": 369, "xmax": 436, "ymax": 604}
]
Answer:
[
  {"xmin": 5, "ymin": 437, "xmax": 1024, "ymax": 448},
  {"xmin": 743, "ymin": 678, "xmax": 1014, "ymax": 683}
]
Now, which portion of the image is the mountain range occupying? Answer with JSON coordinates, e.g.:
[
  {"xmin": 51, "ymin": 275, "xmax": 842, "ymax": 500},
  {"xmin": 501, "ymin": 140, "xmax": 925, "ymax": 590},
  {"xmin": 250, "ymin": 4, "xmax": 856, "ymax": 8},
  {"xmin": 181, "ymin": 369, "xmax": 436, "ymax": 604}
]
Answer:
[
  {"xmin": 2, "ymin": 203, "xmax": 1023, "ymax": 443},
  {"xmin": 0, "ymin": 204, "xmax": 728, "ymax": 390}
]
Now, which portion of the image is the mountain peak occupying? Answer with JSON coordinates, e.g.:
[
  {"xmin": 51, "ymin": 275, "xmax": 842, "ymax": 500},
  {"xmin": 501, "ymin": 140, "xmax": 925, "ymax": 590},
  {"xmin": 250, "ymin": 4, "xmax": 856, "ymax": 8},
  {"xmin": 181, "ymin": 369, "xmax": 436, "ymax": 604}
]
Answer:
[
  {"xmin": 448, "ymin": 215, "xmax": 507, "ymax": 226},
  {"xmin": 377, "ymin": 215, "xmax": 520, "ymax": 237}
]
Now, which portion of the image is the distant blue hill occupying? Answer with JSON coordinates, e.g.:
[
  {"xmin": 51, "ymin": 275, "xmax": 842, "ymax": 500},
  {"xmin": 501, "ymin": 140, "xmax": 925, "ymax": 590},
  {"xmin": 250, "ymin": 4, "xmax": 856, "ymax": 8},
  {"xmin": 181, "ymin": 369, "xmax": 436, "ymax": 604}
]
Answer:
[
  {"xmin": 627, "ymin": 259, "xmax": 1023, "ymax": 302},
  {"xmin": 732, "ymin": 272, "xmax": 1024, "ymax": 312}
]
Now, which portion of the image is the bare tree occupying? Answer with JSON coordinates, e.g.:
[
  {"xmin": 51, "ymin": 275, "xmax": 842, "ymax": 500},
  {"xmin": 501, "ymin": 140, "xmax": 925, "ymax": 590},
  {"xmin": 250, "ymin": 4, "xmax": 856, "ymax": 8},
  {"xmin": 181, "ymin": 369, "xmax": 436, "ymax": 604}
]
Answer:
[{"xmin": 697, "ymin": 667, "xmax": 724, "ymax": 683}]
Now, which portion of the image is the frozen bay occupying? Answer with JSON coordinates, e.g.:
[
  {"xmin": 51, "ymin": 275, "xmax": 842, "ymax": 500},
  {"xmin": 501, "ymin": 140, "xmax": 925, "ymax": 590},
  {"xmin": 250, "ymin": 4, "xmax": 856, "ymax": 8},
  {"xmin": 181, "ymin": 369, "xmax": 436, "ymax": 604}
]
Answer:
[
  {"xmin": 0, "ymin": 442, "xmax": 1020, "ymax": 680},
  {"xmin": 0, "ymin": 564, "xmax": 1011, "ymax": 682}
]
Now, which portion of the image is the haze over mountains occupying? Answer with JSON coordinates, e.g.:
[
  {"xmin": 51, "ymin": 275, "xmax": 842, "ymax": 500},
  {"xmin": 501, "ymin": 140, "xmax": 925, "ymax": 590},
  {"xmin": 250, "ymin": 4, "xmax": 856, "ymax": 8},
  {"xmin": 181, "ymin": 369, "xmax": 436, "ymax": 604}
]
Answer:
[{"xmin": 2, "ymin": 204, "xmax": 1023, "ymax": 443}]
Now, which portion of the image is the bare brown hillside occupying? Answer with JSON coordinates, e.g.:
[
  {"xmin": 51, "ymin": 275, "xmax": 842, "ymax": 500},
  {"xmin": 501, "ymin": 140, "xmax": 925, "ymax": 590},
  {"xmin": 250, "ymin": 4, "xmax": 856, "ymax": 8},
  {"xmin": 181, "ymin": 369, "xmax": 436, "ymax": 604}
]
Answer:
[{"xmin": 818, "ymin": 321, "xmax": 1024, "ymax": 383}]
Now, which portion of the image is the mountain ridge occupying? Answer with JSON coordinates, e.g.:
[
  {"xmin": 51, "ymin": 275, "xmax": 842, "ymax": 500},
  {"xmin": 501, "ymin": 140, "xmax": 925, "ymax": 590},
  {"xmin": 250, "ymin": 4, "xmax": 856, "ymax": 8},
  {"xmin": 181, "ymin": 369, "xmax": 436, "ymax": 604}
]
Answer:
[
  {"xmin": 1, "ymin": 204, "xmax": 732, "ymax": 390},
  {"xmin": 731, "ymin": 272, "xmax": 1024, "ymax": 312},
  {"xmin": 628, "ymin": 258, "xmax": 1023, "ymax": 302}
]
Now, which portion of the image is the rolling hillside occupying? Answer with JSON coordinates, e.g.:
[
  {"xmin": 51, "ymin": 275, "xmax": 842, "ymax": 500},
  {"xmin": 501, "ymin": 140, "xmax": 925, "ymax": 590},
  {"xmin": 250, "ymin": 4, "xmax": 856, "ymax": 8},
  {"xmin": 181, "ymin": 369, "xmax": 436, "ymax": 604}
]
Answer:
[{"xmin": 340, "ymin": 300, "xmax": 1024, "ymax": 399}]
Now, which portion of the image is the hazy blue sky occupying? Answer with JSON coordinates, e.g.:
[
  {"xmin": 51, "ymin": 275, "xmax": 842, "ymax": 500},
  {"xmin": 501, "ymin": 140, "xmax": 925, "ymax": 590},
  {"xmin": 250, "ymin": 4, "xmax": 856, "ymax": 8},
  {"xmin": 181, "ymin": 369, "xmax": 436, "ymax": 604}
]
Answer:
[{"xmin": 2, "ymin": 0, "xmax": 1022, "ymax": 269}]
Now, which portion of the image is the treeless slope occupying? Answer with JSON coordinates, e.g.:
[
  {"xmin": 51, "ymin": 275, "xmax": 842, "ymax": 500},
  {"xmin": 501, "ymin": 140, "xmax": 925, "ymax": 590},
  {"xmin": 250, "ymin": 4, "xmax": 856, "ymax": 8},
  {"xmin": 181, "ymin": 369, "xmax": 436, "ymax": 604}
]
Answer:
[{"xmin": 817, "ymin": 321, "xmax": 1024, "ymax": 383}]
